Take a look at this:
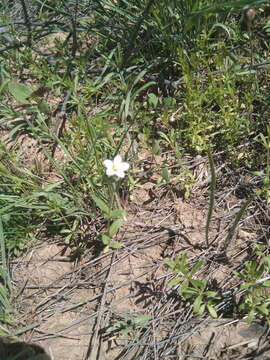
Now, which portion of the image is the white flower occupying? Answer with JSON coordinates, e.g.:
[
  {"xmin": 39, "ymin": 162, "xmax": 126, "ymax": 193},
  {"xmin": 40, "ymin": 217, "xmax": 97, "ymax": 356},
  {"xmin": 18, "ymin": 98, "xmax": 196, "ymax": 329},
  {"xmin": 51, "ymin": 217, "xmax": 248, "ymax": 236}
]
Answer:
[{"xmin": 103, "ymin": 155, "xmax": 129, "ymax": 179}]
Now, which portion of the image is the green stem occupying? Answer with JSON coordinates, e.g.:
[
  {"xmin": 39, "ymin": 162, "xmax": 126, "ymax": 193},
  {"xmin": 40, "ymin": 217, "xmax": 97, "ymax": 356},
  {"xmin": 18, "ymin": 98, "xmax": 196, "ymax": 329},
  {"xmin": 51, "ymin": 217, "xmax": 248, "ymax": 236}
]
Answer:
[{"xmin": 205, "ymin": 148, "xmax": 216, "ymax": 248}]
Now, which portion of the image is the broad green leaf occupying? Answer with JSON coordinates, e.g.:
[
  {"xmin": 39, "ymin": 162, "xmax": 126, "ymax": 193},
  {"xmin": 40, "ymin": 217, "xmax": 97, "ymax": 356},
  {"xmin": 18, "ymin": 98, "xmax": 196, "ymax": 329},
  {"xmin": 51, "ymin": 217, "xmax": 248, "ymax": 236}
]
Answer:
[
  {"xmin": 207, "ymin": 304, "xmax": 218, "ymax": 318},
  {"xmin": 205, "ymin": 291, "xmax": 220, "ymax": 299},
  {"xmin": 64, "ymin": 234, "xmax": 72, "ymax": 244},
  {"xmin": 193, "ymin": 295, "xmax": 202, "ymax": 314},
  {"xmin": 110, "ymin": 209, "xmax": 126, "ymax": 219},
  {"xmin": 101, "ymin": 234, "xmax": 110, "ymax": 245},
  {"xmin": 198, "ymin": 303, "xmax": 206, "ymax": 315},
  {"xmin": 108, "ymin": 218, "xmax": 123, "ymax": 237},
  {"xmin": 181, "ymin": 286, "xmax": 198, "ymax": 296},
  {"xmin": 110, "ymin": 241, "xmax": 121, "ymax": 249},
  {"xmin": 168, "ymin": 277, "xmax": 181, "ymax": 287},
  {"xmin": 190, "ymin": 259, "xmax": 205, "ymax": 276},
  {"xmin": 8, "ymin": 82, "xmax": 32, "ymax": 104}
]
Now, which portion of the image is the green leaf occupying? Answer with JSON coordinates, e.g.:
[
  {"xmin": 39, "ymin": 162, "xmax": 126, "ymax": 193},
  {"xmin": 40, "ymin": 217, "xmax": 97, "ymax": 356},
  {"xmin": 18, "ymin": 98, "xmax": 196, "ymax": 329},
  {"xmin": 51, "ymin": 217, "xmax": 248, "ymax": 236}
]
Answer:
[
  {"xmin": 181, "ymin": 286, "xmax": 198, "ymax": 296},
  {"xmin": 132, "ymin": 314, "xmax": 152, "ymax": 326},
  {"xmin": 108, "ymin": 218, "xmax": 123, "ymax": 237},
  {"xmin": 257, "ymin": 304, "xmax": 269, "ymax": 315},
  {"xmin": 262, "ymin": 280, "xmax": 270, "ymax": 287},
  {"xmin": 148, "ymin": 93, "xmax": 158, "ymax": 108},
  {"xmin": 64, "ymin": 233, "xmax": 72, "ymax": 244},
  {"xmin": 10, "ymin": 322, "xmax": 40, "ymax": 336},
  {"xmin": 60, "ymin": 229, "xmax": 71, "ymax": 234},
  {"xmin": 263, "ymin": 256, "xmax": 270, "ymax": 268},
  {"xmin": 92, "ymin": 195, "xmax": 110, "ymax": 217},
  {"xmin": 163, "ymin": 96, "xmax": 176, "ymax": 108},
  {"xmin": 247, "ymin": 309, "xmax": 255, "ymax": 323},
  {"xmin": 193, "ymin": 295, "xmax": 202, "ymax": 314},
  {"xmin": 240, "ymin": 282, "xmax": 253, "ymax": 290},
  {"xmin": 179, "ymin": 253, "xmax": 188, "ymax": 274},
  {"xmin": 0, "ymin": 79, "xmax": 9, "ymax": 94},
  {"xmin": 101, "ymin": 234, "xmax": 110, "ymax": 245},
  {"xmin": 205, "ymin": 291, "xmax": 220, "ymax": 299},
  {"xmin": 110, "ymin": 241, "xmax": 121, "ymax": 249},
  {"xmin": 110, "ymin": 209, "xmax": 126, "ymax": 219},
  {"xmin": 190, "ymin": 259, "xmax": 205, "ymax": 276},
  {"xmin": 106, "ymin": 321, "xmax": 125, "ymax": 333},
  {"xmin": 8, "ymin": 81, "xmax": 32, "ymax": 104},
  {"xmin": 161, "ymin": 166, "xmax": 170, "ymax": 183},
  {"xmin": 207, "ymin": 304, "xmax": 218, "ymax": 318},
  {"xmin": 164, "ymin": 259, "xmax": 175, "ymax": 270},
  {"xmin": 198, "ymin": 303, "xmax": 206, "ymax": 315},
  {"xmin": 190, "ymin": 278, "xmax": 206, "ymax": 289},
  {"xmin": 152, "ymin": 140, "xmax": 161, "ymax": 155},
  {"xmin": 37, "ymin": 100, "xmax": 50, "ymax": 114},
  {"xmin": 168, "ymin": 277, "xmax": 181, "ymax": 287}
]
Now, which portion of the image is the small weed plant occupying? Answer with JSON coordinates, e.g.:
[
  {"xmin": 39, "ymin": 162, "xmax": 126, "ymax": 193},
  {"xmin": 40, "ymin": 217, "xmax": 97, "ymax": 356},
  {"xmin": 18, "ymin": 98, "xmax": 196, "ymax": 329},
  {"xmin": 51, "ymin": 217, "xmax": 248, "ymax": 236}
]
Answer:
[
  {"xmin": 165, "ymin": 253, "xmax": 220, "ymax": 318},
  {"xmin": 234, "ymin": 245, "xmax": 270, "ymax": 324},
  {"xmin": 105, "ymin": 313, "xmax": 152, "ymax": 342}
]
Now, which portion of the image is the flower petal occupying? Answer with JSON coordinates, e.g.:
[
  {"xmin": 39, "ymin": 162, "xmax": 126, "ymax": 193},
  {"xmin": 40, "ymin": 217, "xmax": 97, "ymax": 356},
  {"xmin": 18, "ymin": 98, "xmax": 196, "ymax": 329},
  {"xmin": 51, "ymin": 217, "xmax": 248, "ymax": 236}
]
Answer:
[
  {"xmin": 116, "ymin": 170, "xmax": 125, "ymax": 178},
  {"xmin": 120, "ymin": 162, "xmax": 129, "ymax": 171},
  {"xmin": 113, "ymin": 155, "xmax": 122, "ymax": 165},
  {"xmin": 103, "ymin": 159, "xmax": 113, "ymax": 169},
  {"xmin": 106, "ymin": 167, "xmax": 116, "ymax": 176}
]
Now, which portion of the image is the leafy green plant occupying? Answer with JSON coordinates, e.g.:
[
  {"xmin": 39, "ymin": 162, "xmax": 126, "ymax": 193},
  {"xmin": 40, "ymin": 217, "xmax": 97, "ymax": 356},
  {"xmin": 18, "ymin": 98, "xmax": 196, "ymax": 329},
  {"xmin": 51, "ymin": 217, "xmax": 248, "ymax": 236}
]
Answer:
[
  {"xmin": 92, "ymin": 191, "xmax": 126, "ymax": 252},
  {"xmin": 234, "ymin": 251, "xmax": 270, "ymax": 324},
  {"xmin": 105, "ymin": 313, "xmax": 151, "ymax": 341},
  {"xmin": 165, "ymin": 253, "xmax": 220, "ymax": 318}
]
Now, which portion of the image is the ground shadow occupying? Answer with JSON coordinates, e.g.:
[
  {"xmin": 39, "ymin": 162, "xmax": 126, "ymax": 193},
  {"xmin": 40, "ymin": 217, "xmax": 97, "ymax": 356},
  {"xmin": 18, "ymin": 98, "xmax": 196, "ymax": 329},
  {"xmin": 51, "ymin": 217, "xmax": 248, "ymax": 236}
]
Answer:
[{"xmin": 0, "ymin": 340, "xmax": 51, "ymax": 360}]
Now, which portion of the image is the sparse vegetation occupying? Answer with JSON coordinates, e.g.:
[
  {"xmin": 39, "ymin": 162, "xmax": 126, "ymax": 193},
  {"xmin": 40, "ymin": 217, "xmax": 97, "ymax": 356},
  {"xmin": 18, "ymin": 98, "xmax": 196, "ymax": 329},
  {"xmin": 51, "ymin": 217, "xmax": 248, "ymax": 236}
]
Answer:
[{"xmin": 0, "ymin": 0, "xmax": 270, "ymax": 358}]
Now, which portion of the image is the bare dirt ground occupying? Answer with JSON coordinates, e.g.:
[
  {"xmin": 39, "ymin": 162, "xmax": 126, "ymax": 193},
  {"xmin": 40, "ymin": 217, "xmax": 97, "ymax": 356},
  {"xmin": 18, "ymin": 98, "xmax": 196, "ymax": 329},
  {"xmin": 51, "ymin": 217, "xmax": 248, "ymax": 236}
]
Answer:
[{"xmin": 7, "ymin": 170, "xmax": 270, "ymax": 360}]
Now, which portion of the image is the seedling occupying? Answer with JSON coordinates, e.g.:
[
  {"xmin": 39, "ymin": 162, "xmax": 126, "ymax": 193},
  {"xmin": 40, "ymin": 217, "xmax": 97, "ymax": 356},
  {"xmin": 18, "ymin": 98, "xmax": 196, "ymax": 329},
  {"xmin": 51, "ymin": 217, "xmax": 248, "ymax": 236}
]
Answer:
[
  {"xmin": 165, "ymin": 253, "xmax": 220, "ymax": 318},
  {"xmin": 234, "ymin": 252, "xmax": 270, "ymax": 324},
  {"xmin": 105, "ymin": 313, "xmax": 151, "ymax": 341}
]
